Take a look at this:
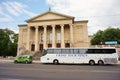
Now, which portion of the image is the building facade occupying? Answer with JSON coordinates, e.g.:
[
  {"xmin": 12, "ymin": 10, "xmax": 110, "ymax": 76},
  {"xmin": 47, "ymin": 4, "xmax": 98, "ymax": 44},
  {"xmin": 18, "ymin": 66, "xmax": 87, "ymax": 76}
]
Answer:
[{"xmin": 18, "ymin": 11, "xmax": 90, "ymax": 55}]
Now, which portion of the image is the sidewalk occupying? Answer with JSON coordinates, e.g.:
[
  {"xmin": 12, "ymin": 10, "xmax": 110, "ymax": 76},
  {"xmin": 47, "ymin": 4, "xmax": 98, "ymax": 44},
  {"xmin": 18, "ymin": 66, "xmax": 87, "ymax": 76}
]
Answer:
[{"xmin": 0, "ymin": 59, "xmax": 40, "ymax": 63}]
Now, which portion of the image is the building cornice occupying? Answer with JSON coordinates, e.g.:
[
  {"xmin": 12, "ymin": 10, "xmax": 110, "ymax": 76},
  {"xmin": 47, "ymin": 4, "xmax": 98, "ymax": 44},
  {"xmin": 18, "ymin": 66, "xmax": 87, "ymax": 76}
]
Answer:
[
  {"xmin": 18, "ymin": 24, "xmax": 27, "ymax": 27},
  {"xmin": 27, "ymin": 18, "xmax": 73, "ymax": 23},
  {"xmin": 74, "ymin": 20, "xmax": 88, "ymax": 23}
]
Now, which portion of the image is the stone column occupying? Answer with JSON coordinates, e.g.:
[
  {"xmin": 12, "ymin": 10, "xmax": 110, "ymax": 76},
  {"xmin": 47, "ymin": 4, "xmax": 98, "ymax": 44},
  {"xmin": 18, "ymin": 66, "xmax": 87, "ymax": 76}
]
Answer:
[
  {"xmin": 52, "ymin": 25, "xmax": 56, "ymax": 48},
  {"xmin": 70, "ymin": 24, "xmax": 74, "ymax": 47},
  {"xmin": 43, "ymin": 25, "xmax": 47, "ymax": 48},
  {"xmin": 26, "ymin": 27, "xmax": 30, "ymax": 50},
  {"xmin": 35, "ymin": 26, "xmax": 39, "ymax": 51},
  {"xmin": 61, "ymin": 25, "xmax": 65, "ymax": 48}
]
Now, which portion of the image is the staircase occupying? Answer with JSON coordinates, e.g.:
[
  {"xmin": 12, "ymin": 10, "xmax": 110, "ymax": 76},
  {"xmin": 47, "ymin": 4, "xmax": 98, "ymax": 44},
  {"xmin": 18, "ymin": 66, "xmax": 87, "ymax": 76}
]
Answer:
[
  {"xmin": 32, "ymin": 51, "xmax": 42, "ymax": 60},
  {"xmin": 18, "ymin": 50, "xmax": 42, "ymax": 60}
]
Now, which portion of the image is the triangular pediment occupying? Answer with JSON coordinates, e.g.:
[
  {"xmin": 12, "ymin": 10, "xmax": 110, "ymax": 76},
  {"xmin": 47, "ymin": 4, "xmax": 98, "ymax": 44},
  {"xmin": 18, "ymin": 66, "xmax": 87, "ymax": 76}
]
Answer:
[{"xmin": 26, "ymin": 11, "xmax": 74, "ymax": 22}]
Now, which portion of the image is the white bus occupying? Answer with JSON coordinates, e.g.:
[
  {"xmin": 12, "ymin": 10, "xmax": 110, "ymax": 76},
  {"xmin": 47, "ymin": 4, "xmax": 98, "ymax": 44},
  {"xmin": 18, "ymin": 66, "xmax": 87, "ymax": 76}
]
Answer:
[{"xmin": 40, "ymin": 48, "xmax": 119, "ymax": 65}]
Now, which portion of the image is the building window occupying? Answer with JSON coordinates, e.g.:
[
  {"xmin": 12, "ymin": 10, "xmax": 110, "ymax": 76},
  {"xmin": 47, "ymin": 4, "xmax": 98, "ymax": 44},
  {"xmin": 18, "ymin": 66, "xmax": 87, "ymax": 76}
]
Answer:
[
  {"xmin": 41, "ymin": 33, "xmax": 43, "ymax": 42},
  {"xmin": 49, "ymin": 33, "xmax": 52, "ymax": 42},
  {"xmin": 57, "ymin": 33, "xmax": 61, "ymax": 41}
]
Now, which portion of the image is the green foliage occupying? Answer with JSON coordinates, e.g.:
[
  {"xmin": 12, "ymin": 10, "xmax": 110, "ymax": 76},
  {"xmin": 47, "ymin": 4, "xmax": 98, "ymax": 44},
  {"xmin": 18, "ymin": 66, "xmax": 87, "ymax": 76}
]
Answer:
[
  {"xmin": 91, "ymin": 27, "xmax": 120, "ymax": 45},
  {"xmin": 0, "ymin": 28, "xmax": 18, "ymax": 57}
]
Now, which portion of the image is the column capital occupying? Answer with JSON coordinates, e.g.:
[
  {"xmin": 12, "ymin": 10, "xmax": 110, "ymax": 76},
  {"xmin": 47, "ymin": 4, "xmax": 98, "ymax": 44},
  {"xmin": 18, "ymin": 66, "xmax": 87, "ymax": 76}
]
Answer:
[
  {"xmin": 35, "ymin": 26, "xmax": 39, "ymax": 29},
  {"xmin": 60, "ymin": 24, "xmax": 64, "ymax": 27},
  {"xmin": 69, "ymin": 24, "xmax": 74, "ymax": 26},
  {"xmin": 51, "ymin": 24, "xmax": 56, "ymax": 27},
  {"xmin": 27, "ymin": 26, "xmax": 31, "ymax": 29},
  {"xmin": 43, "ymin": 25, "xmax": 47, "ymax": 28}
]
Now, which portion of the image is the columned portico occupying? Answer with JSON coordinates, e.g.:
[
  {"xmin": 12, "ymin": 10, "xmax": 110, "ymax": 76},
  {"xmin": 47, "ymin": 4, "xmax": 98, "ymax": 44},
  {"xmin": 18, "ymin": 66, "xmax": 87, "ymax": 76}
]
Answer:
[
  {"xmin": 26, "ymin": 24, "xmax": 78, "ymax": 51},
  {"xmin": 29, "ymin": 24, "xmax": 74, "ymax": 50}
]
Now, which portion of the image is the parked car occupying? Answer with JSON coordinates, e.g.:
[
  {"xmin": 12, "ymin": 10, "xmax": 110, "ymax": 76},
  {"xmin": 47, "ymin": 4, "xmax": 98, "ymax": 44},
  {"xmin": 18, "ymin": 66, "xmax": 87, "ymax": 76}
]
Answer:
[{"xmin": 14, "ymin": 55, "xmax": 32, "ymax": 64}]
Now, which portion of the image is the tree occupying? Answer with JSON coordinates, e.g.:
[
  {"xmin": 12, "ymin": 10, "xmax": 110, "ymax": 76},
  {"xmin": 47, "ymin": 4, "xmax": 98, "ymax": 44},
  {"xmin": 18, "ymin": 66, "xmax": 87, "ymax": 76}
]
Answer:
[
  {"xmin": 91, "ymin": 30, "xmax": 104, "ymax": 45},
  {"xmin": 0, "ymin": 28, "xmax": 18, "ymax": 57},
  {"xmin": 91, "ymin": 27, "xmax": 120, "ymax": 45}
]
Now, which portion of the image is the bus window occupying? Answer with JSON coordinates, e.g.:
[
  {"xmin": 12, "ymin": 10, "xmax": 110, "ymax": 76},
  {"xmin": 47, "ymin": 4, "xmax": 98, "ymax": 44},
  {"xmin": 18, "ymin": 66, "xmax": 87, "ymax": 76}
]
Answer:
[
  {"xmin": 86, "ymin": 49, "xmax": 94, "ymax": 53},
  {"xmin": 102, "ymin": 49, "xmax": 116, "ymax": 54},
  {"xmin": 54, "ymin": 49, "xmax": 61, "ymax": 54},
  {"xmin": 80, "ymin": 49, "xmax": 87, "ymax": 54},
  {"xmin": 47, "ymin": 49, "xmax": 53, "ymax": 54},
  {"xmin": 73, "ymin": 49, "xmax": 79, "ymax": 54},
  {"xmin": 61, "ymin": 49, "xmax": 70, "ymax": 54},
  {"xmin": 70, "ymin": 49, "xmax": 74, "ymax": 54},
  {"xmin": 42, "ymin": 49, "xmax": 47, "ymax": 56},
  {"xmin": 94, "ymin": 49, "xmax": 102, "ymax": 53}
]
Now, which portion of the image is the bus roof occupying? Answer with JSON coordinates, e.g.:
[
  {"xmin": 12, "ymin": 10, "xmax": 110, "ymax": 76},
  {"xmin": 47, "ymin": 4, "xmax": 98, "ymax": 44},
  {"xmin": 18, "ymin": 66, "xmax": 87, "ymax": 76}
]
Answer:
[{"xmin": 45, "ymin": 47, "xmax": 116, "ymax": 50}]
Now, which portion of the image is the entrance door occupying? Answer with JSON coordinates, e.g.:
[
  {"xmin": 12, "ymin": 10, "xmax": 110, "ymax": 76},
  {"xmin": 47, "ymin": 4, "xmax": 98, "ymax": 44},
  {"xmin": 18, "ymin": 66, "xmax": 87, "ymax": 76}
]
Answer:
[
  {"xmin": 31, "ymin": 44, "xmax": 35, "ymax": 51},
  {"xmin": 39, "ymin": 44, "xmax": 43, "ymax": 51},
  {"xmin": 56, "ymin": 43, "xmax": 61, "ymax": 48},
  {"xmin": 48, "ymin": 44, "xmax": 52, "ymax": 48}
]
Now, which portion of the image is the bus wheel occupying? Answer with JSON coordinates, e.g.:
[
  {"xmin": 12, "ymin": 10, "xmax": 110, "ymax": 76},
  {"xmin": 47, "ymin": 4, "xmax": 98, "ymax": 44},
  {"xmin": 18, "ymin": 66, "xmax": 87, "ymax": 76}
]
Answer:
[
  {"xmin": 89, "ymin": 60, "xmax": 95, "ymax": 66},
  {"xmin": 53, "ymin": 59, "xmax": 59, "ymax": 64},
  {"xmin": 98, "ymin": 60, "xmax": 104, "ymax": 65}
]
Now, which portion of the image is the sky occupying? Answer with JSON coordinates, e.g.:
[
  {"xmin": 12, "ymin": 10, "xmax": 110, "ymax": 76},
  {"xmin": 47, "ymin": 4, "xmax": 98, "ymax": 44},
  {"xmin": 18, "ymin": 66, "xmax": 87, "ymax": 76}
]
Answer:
[{"xmin": 0, "ymin": 0, "xmax": 120, "ymax": 35}]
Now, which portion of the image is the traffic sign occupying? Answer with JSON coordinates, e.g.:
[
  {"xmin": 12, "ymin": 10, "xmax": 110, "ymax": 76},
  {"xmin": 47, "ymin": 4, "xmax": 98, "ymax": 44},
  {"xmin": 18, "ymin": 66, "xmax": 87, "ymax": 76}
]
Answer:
[{"xmin": 105, "ymin": 41, "xmax": 117, "ymax": 45}]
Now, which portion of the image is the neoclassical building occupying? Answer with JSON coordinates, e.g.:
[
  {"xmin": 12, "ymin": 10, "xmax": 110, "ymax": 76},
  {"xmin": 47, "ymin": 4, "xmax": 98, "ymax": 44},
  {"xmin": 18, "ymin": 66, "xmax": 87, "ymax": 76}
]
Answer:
[{"xmin": 18, "ymin": 11, "xmax": 90, "ymax": 55}]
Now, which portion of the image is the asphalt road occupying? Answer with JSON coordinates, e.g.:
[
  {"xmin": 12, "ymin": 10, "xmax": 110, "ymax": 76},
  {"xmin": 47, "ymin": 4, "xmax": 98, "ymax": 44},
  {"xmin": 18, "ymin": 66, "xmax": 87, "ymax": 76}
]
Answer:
[{"xmin": 0, "ymin": 62, "xmax": 120, "ymax": 80}]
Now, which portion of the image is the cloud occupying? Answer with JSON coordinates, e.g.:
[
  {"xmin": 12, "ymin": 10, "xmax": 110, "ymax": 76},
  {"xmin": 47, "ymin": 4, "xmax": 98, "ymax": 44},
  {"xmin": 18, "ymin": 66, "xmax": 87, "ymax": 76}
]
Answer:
[
  {"xmin": 2, "ymin": 1, "xmax": 36, "ymax": 17},
  {"xmin": 0, "ymin": 1, "xmax": 37, "ymax": 33},
  {"xmin": 46, "ymin": 0, "xmax": 120, "ymax": 35},
  {"xmin": 0, "ymin": 1, "xmax": 37, "ymax": 23},
  {"xmin": 0, "ymin": 7, "xmax": 14, "ymax": 22},
  {"xmin": 2, "ymin": 2, "xmax": 20, "ymax": 16}
]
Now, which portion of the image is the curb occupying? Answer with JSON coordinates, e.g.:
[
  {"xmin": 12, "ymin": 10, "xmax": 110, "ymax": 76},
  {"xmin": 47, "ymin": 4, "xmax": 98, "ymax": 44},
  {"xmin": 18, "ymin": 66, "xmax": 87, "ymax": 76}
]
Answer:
[
  {"xmin": 0, "ymin": 59, "xmax": 41, "ymax": 63},
  {"xmin": 33, "ymin": 60, "xmax": 41, "ymax": 64}
]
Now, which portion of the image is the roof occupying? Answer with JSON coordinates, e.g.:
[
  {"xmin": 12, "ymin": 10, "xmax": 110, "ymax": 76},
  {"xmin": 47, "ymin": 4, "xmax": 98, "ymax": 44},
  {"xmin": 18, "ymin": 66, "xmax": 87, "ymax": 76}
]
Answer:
[{"xmin": 26, "ymin": 11, "xmax": 74, "ymax": 22}]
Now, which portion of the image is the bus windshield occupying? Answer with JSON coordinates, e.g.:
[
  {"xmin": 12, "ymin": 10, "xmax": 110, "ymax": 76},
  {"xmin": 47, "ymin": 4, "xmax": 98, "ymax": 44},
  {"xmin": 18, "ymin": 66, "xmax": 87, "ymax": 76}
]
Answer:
[{"xmin": 42, "ymin": 49, "xmax": 47, "ymax": 56}]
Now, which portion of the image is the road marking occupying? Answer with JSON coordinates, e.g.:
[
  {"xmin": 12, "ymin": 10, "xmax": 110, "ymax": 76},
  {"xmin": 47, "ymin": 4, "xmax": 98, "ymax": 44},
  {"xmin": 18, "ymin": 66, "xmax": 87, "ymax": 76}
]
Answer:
[{"xmin": 0, "ymin": 66, "xmax": 120, "ymax": 73}]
